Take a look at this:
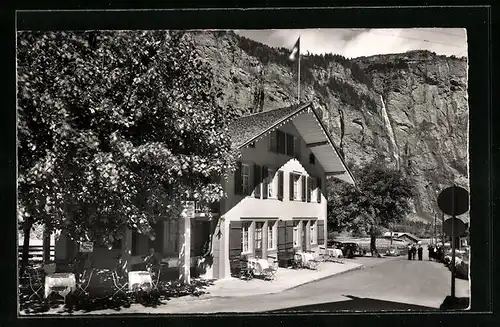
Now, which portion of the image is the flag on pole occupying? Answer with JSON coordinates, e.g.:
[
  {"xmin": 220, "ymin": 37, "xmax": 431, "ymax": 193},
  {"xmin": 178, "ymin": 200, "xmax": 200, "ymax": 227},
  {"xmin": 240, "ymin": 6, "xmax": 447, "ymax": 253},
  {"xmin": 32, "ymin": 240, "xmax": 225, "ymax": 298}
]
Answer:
[
  {"xmin": 289, "ymin": 37, "xmax": 300, "ymax": 61},
  {"xmin": 289, "ymin": 37, "xmax": 301, "ymax": 103}
]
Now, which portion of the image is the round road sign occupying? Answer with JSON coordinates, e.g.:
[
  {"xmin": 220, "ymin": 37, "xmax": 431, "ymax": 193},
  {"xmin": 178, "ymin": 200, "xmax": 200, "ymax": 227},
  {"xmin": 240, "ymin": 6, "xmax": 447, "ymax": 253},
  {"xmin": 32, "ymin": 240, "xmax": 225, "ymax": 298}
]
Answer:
[
  {"xmin": 437, "ymin": 185, "xmax": 469, "ymax": 216},
  {"xmin": 443, "ymin": 217, "xmax": 467, "ymax": 237}
]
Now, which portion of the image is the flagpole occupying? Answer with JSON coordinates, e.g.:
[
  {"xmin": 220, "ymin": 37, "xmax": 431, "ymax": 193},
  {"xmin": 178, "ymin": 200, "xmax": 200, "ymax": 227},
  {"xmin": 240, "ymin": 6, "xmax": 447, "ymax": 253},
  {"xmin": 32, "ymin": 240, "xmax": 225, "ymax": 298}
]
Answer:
[{"xmin": 297, "ymin": 37, "xmax": 301, "ymax": 104}]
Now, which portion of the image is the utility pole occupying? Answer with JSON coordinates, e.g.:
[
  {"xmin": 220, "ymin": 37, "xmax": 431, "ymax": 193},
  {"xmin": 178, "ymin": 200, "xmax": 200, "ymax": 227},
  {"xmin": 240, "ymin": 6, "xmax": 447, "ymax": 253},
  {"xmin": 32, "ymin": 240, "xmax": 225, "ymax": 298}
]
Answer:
[
  {"xmin": 434, "ymin": 213, "xmax": 437, "ymax": 244},
  {"xmin": 441, "ymin": 212, "xmax": 445, "ymax": 243}
]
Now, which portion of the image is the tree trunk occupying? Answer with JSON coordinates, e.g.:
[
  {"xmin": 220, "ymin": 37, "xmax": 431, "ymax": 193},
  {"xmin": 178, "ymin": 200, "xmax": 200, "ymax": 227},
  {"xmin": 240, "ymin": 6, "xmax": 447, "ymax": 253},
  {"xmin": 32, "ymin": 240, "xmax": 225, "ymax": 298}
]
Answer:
[
  {"xmin": 370, "ymin": 230, "xmax": 381, "ymax": 258},
  {"xmin": 20, "ymin": 218, "xmax": 33, "ymax": 272},
  {"xmin": 43, "ymin": 226, "xmax": 51, "ymax": 263}
]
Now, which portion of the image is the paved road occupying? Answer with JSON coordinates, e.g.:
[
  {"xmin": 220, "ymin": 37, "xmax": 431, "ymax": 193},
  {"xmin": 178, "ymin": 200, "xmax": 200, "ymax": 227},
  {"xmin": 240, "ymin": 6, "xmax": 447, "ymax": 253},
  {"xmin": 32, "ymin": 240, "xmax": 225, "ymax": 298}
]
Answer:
[{"xmin": 157, "ymin": 255, "xmax": 470, "ymax": 313}]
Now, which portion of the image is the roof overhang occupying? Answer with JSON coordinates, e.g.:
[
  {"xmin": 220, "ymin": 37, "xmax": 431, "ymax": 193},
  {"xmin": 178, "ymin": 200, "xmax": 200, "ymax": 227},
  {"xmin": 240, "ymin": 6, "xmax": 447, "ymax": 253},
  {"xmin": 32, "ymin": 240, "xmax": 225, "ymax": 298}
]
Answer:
[{"xmin": 237, "ymin": 103, "xmax": 356, "ymax": 186}]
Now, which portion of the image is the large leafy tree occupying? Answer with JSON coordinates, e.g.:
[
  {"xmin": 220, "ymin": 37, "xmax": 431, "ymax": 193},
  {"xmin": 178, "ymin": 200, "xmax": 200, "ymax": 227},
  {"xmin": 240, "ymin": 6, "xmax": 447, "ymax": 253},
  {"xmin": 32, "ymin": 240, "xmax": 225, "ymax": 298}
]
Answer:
[
  {"xmin": 17, "ymin": 30, "xmax": 238, "ymax": 266},
  {"xmin": 327, "ymin": 161, "xmax": 415, "ymax": 256}
]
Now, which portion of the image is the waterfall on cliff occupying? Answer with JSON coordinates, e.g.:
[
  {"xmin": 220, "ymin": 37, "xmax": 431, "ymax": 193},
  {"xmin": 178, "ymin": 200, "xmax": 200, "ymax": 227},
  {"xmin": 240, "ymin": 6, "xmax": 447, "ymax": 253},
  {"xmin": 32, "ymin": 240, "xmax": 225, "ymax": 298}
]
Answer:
[{"xmin": 379, "ymin": 95, "xmax": 400, "ymax": 170}]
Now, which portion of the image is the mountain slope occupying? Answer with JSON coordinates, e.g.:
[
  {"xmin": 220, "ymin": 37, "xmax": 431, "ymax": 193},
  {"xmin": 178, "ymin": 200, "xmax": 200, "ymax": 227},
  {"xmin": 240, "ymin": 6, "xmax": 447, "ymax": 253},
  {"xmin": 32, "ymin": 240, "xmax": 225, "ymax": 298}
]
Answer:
[{"xmin": 189, "ymin": 31, "xmax": 469, "ymax": 223}]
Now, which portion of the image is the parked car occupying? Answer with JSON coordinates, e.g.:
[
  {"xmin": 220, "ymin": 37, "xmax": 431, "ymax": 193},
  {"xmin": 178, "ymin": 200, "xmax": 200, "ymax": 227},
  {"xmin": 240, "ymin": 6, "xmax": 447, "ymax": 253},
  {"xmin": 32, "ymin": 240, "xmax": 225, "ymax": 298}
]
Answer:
[
  {"xmin": 385, "ymin": 246, "xmax": 401, "ymax": 256},
  {"xmin": 327, "ymin": 240, "xmax": 343, "ymax": 249},
  {"xmin": 327, "ymin": 240, "xmax": 365, "ymax": 258},
  {"xmin": 343, "ymin": 242, "xmax": 366, "ymax": 258}
]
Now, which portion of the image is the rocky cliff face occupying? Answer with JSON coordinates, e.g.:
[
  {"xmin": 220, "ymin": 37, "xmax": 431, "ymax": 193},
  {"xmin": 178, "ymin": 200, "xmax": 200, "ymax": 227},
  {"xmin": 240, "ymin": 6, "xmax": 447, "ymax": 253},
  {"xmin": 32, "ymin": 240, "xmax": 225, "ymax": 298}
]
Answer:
[{"xmin": 190, "ymin": 31, "xmax": 469, "ymax": 223}]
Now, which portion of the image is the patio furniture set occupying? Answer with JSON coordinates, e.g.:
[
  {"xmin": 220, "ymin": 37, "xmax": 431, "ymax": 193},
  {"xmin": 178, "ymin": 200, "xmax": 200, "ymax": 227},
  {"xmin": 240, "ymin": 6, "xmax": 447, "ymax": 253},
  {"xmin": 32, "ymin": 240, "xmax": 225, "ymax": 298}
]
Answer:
[
  {"xmin": 230, "ymin": 255, "xmax": 279, "ymax": 281},
  {"xmin": 20, "ymin": 261, "xmax": 164, "ymax": 304},
  {"xmin": 230, "ymin": 247, "xmax": 344, "ymax": 282}
]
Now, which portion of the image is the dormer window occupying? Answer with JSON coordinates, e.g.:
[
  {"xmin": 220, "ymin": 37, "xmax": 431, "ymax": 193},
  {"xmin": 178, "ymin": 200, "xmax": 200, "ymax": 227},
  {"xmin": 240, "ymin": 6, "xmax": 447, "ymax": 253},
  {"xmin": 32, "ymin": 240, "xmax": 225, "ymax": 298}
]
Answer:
[{"xmin": 309, "ymin": 153, "xmax": 316, "ymax": 165}]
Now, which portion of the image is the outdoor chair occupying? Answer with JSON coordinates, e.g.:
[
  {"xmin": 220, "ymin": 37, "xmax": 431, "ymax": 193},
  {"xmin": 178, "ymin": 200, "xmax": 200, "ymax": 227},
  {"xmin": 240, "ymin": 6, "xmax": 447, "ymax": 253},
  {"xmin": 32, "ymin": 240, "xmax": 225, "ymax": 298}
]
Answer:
[
  {"xmin": 111, "ymin": 270, "xmax": 129, "ymax": 297},
  {"xmin": 230, "ymin": 257, "xmax": 241, "ymax": 277},
  {"xmin": 75, "ymin": 268, "xmax": 95, "ymax": 296},
  {"xmin": 291, "ymin": 252, "xmax": 304, "ymax": 269},
  {"xmin": 147, "ymin": 264, "xmax": 162, "ymax": 290},
  {"xmin": 21, "ymin": 265, "xmax": 44, "ymax": 300},
  {"xmin": 262, "ymin": 256, "xmax": 278, "ymax": 281},
  {"xmin": 238, "ymin": 257, "xmax": 254, "ymax": 281},
  {"xmin": 307, "ymin": 256, "xmax": 320, "ymax": 270}
]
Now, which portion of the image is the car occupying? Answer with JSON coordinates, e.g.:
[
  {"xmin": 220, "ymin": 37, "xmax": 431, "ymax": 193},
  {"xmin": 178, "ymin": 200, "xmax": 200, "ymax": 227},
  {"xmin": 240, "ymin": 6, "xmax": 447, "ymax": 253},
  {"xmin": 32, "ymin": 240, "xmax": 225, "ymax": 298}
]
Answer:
[
  {"xmin": 342, "ymin": 242, "xmax": 366, "ymax": 258},
  {"xmin": 327, "ymin": 240, "xmax": 343, "ymax": 248},
  {"xmin": 385, "ymin": 246, "xmax": 401, "ymax": 256},
  {"xmin": 327, "ymin": 240, "xmax": 366, "ymax": 258}
]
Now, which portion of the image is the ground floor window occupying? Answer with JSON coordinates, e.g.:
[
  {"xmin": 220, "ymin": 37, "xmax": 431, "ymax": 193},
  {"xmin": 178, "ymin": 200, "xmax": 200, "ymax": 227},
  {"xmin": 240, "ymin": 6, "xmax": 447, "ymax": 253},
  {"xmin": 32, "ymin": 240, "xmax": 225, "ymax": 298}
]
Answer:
[
  {"xmin": 242, "ymin": 221, "xmax": 252, "ymax": 253},
  {"xmin": 255, "ymin": 222, "xmax": 263, "ymax": 251},
  {"xmin": 268, "ymin": 221, "xmax": 277, "ymax": 250},
  {"xmin": 310, "ymin": 220, "xmax": 317, "ymax": 245}
]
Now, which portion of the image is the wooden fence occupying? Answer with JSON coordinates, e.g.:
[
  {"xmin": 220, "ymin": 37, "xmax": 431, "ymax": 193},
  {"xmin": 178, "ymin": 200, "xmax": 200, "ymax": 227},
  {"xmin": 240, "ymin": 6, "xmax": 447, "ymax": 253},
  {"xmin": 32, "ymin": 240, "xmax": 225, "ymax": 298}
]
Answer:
[{"xmin": 17, "ymin": 245, "xmax": 55, "ymax": 263}]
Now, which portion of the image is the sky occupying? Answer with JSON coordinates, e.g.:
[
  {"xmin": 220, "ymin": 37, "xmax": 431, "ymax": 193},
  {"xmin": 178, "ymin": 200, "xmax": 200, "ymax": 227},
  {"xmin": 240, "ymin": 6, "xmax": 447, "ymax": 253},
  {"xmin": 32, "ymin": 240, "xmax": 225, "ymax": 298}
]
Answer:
[{"xmin": 234, "ymin": 28, "xmax": 467, "ymax": 59}]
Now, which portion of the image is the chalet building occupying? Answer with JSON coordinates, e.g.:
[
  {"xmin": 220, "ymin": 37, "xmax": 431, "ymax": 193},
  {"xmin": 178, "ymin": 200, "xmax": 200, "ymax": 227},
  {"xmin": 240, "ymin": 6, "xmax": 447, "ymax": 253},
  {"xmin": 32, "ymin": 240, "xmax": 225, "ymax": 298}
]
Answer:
[
  {"xmin": 206, "ymin": 102, "xmax": 355, "ymax": 279},
  {"xmin": 54, "ymin": 102, "xmax": 355, "ymax": 280},
  {"xmin": 383, "ymin": 231, "xmax": 420, "ymax": 243}
]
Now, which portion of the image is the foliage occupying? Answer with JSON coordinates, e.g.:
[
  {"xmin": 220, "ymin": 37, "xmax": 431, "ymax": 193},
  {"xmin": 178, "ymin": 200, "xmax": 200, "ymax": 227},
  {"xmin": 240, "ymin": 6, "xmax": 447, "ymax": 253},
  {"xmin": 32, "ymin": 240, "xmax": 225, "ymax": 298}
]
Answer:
[
  {"xmin": 327, "ymin": 161, "xmax": 415, "ymax": 246},
  {"xmin": 19, "ymin": 274, "xmax": 214, "ymax": 314},
  {"xmin": 303, "ymin": 53, "xmax": 374, "ymax": 88},
  {"xmin": 365, "ymin": 59, "xmax": 409, "ymax": 72},
  {"xmin": 325, "ymin": 77, "xmax": 378, "ymax": 112},
  {"xmin": 393, "ymin": 220, "xmax": 435, "ymax": 239},
  {"xmin": 233, "ymin": 33, "xmax": 373, "ymax": 88},
  {"xmin": 17, "ymin": 30, "xmax": 238, "ymax": 246}
]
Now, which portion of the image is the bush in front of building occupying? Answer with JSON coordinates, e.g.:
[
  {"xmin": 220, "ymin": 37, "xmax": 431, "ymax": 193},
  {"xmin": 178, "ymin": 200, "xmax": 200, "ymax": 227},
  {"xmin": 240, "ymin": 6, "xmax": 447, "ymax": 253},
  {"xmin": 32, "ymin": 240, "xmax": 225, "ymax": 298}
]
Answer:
[{"xmin": 19, "ymin": 277, "xmax": 215, "ymax": 314}]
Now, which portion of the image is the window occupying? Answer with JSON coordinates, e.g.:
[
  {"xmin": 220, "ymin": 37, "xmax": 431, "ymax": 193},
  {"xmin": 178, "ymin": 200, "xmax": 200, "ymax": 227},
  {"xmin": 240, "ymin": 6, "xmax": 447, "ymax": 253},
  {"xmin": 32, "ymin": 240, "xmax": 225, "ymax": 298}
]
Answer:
[
  {"xmin": 277, "ymin": 130, "xmax": 286, "ymax": 154},
  {"xmin": 293, "ymin": 221, "xmax": 300, "ymax": 247},
  {"xmin": 242, "ymin": 164, "xmax": 250, "ymax": 194},
  {"xmin": 253, "ymin": 164, "xmax": 262, "ymax": 198},
  {"xmin": 255, "ymin": 222, "xmax": 263, "ymax": 250},
  {"xmin": 286, "ymin": 133, "xmax": 294, "ymax": 156},
  {"xmin": 309, "ymin": 153, "xmax": 316, "ymax": 165},
  {"xmin": 301, "ymin": 221, "xmax": 305, "ymax": 246},
  {"xmin": 294, "ymin": 136, "xmax": 301, "ymax": 158},
  {"xmin": 242, "ymin": 222, "xmax": 252, "ymax": 253},
  {"xmin": 310, "ymin": 178, "xmax": 317, "ymax": 202},
  {"xmin": 112, "ymin": 238, "xmax": 122, "ymax": 250},
  {"xmin": 268, "ymin": 221, "xmax": 277, "ymax": 249},
  {"xmin": 267, "ymin": 169, "xmax": 276, "ymax": 198},
  {"xmin": 195, "ymin": 201, "xmax": 202, "ymax": 213},
  {"xmin": 317, "ymin": 177, "xmax": 322, "ymax": 203},
  {"xmin": 293, "ymin": 174, "xmax": 301, "ymax": 200},
  {"xmin": 310, "ymin": 221, "xmax": 317, "ymax": 244},
  {"xmin": 269, "ymin": 131, "xmax": 277, "ymax": 152}
]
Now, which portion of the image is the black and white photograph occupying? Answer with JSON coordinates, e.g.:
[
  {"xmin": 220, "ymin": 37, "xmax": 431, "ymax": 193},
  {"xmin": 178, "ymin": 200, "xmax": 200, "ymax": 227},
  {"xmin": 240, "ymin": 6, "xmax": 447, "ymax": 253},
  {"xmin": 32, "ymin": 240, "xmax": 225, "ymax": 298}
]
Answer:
[{"xmin": 17, "ymin": 21, "xmax": 473, "ymax": 315}]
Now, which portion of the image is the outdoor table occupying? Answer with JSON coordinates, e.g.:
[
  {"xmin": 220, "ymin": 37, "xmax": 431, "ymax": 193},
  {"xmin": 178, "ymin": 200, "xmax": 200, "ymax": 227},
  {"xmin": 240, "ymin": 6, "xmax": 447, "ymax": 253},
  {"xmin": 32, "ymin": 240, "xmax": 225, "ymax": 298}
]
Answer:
[
  {"xmin": 128, "ymin": 271, "xmax": 153, "ymax": 292},
  {"xmin": 247, "ymin": 258, "xmax": 269, "ymax": 275},
  {"xmin": 327, "ymin": 248, "xmax": 343, "ymax": 258},
  {"xmin": 161, "ymin": 257, "xmax": 179, "ymax": 268},
  {"xmin": 44, "ymin": 273, "xmax": 76, "ymax": 299},
  {"xmin": 298, "ymin": 252, "xmax": 315, "ymax": 263}
]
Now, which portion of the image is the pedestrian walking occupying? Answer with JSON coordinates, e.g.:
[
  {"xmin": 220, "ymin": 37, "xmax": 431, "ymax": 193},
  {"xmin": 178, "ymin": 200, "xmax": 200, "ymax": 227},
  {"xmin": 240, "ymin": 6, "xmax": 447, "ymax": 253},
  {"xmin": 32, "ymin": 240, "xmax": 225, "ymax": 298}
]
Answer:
[
  {"xmin": 411, "ymin": 244, "xmax": 417, "ymax": 260},
  {"xmin": 407, "ymin": 244, "xmax": 412, "ymax": 260},
  {"xmin": 417, "ymin": 245, "xmax": 423, "ymax": 261}
]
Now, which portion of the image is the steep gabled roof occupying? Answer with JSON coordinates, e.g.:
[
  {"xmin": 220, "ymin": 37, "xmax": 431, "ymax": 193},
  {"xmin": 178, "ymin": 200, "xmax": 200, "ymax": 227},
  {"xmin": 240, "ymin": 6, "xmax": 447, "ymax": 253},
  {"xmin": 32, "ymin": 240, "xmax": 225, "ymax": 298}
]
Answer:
[
  {"xmin": 399, "ymin": 233, "xmax": 420, "ymax": 241},
  {"xmin": 227, "ymin": 103, "xmax": 307, "ymax": 149},
  {"xmin": 227, "ymin": 102, "xmax": 356, "ymax": 185}
]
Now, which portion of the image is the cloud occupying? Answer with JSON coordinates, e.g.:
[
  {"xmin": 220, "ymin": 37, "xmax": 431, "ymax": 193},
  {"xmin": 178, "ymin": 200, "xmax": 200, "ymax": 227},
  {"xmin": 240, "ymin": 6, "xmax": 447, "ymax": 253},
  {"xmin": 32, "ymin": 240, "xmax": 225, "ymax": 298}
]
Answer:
[{"xmin": 234, "ymin": 28, "xmax": 467, "ymax": 58}]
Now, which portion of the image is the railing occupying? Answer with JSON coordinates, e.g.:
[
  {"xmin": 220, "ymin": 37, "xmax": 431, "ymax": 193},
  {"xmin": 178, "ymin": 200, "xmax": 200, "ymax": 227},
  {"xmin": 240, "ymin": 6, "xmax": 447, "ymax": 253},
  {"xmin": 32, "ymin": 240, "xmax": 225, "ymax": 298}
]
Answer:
[{"xmin": 17, "ymin": 245, "xmax": 55, "ymax": 263}]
